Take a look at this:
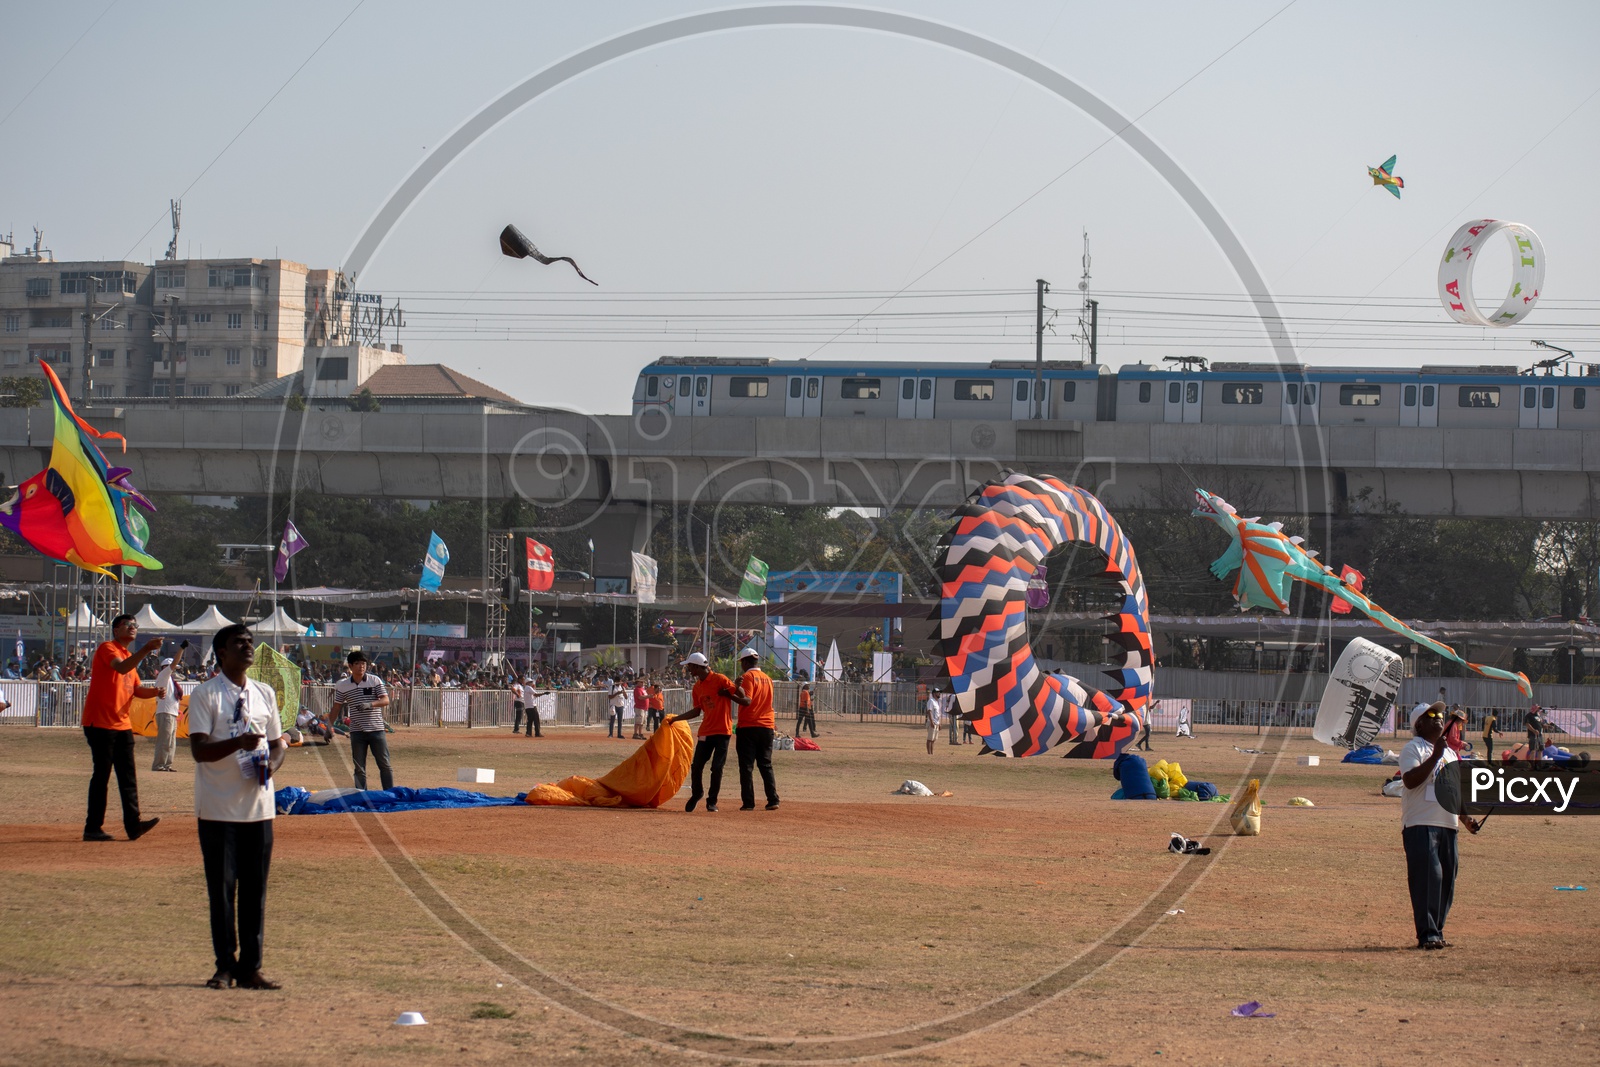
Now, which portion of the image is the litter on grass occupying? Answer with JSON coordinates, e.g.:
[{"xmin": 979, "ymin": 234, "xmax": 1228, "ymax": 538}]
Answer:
[{"xmin": 1231, "ymin": 1001, "xmax": 1275, "ymax": 1018}]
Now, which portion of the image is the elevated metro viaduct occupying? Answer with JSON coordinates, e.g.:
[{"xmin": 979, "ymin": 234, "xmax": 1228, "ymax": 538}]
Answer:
[{"xmin": 0, "ymin": 405, "xmax": 1592, "ymax": 578}]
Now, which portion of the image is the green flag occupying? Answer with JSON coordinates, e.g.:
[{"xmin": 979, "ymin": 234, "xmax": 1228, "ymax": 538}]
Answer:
[
  {"xmin": 247, "ymin": 643, "xmax": 303, "ymax": 730},
  {"xmin": 738, "ymin": 555, "xmax": 768, "ymax": 603}
]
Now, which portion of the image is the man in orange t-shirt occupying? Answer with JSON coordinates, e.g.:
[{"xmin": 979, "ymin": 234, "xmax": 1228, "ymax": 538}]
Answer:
[
  {"xmin": 734, "ymin": 648, "xmax": 780, "ymax": 811},
  {"xmin": 674, "ymin": 652, "xmax": 749, "ymax": 812},
  {"xmin": 82, "ymin": 614, "xmax": 165, "ymax": 841}
]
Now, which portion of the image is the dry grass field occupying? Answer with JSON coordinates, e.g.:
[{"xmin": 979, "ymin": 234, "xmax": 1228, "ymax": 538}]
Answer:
[{"xmin": 1, "ymin": 720, "xmax": 1596, "ymax": 1066}]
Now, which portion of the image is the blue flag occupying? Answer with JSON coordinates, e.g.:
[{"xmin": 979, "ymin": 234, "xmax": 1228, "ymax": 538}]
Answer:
[{"xmin": 420, "ymin": 532, "xmax": 450, "ymax": 591}]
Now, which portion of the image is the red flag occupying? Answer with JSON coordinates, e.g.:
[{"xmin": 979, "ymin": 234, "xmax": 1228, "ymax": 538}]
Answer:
[
  {"xmin": 1330, "ymin": 566, "xmax": 1364, "ymax": 615},
  {"xmin": 526, "ymin": 537, "xmax": 554, "ymax": 592}
]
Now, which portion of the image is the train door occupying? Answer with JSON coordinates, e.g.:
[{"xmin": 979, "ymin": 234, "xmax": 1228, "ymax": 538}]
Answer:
[
  {"xmin": 1519, "ymin": 384, "xmax": 1539, "ymax": 428},
  {"xmin": 1281, "ymin": 381, "xmax": 1301, "ymax": 425},
  {"xmin": 1539, "ymin": 384, "xmax": 1559, "ymax": 428},
  {"xmin": 686, "ymin": 374, "xmax": 710, "ymax": 416},
  {"xmin": 1300, "ymin": 382, "xmax": 1319, "ymax": 425},
  {"xmin": 1400, "ymin": 383, "xmax": 1420, "ymax": 427},
  {"xmin": 1419, "ymin": 383, "xmax": 1438, "ymax": 427},
  {"xmin": 786, "ymin": 375, "xmax": 823, "ymax": 417},
  {"xmin": 1012, "ymin": 379, "xmax": 1048, "ymax": 420},
  {"xmin": 673, "ymin": 374, "xmax": 694, "ymax": 417},
  {"xmin": 898, "ymin": 377, "xmax": 934, "ymax": 419},
  {"xmin": 1165, "ymin": 379, "xmax": 1202, "ymax": 423}
]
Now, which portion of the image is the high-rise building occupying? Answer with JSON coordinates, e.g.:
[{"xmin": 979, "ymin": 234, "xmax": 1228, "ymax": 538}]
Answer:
[{"xmin": 0, "ymin": 234, "xmax": 398, "ymax": 400}]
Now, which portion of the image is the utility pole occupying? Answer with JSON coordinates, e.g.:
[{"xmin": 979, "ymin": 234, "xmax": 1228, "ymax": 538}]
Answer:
[
  {"xmin": 1087, "ymin": 298, "xmax": 1098, "ymax": 365},
  {"xmin": 166, "ymin": 294, "xmax": 181, "ymax": 408},
  {"xmin": 81, "ymin": 277, "xmax": 94, "ymax": 406},
  {"xmin": 1034, "ymin": 278, "xmax": 1049, "ymax": 420}
]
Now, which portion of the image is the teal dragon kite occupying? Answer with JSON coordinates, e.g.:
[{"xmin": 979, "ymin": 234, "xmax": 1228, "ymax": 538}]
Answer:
[{"xmin": 1193, "ymin": 489, "xmax": 1531, "ymax": 696}]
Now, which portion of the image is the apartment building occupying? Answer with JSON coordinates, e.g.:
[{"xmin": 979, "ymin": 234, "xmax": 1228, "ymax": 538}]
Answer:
[{"xmin": 0, "ymin": 235, "xmax": 379, "ymax": 399}]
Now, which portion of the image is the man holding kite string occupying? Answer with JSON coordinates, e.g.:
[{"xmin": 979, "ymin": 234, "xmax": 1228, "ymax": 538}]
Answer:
[{"xmin": 1399, "ymin": 700, "xmax": 1482, "ymax": 951}]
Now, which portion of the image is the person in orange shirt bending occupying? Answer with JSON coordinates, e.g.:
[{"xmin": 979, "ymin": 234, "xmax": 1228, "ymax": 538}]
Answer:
[
  {"xmin": 734, "ymin": 647, "xmax": 781, "ymax": 811},
  {"xmin": 674, "ymin": 652, "xmax": 749, "ymax": 812},
  {"xmin": 82, "ymin": 614, "xmax": 166, "ymax": 842}
]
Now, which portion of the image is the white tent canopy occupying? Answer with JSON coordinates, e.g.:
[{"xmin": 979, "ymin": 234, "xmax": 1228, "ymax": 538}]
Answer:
[
  {"xmin": 132, "ymin": 603, "xmax": 177, "ymax": 633},
  {"xmin": 183, "ymin": 605, "xmax": 237, "ymax": 632},
  {"xmin": 252, "ymin": 605, "xmax": 303, "ymax": 635},
  {"xmin": 66, "ymin": 600, "xmax": 104, "ymax": 629}
]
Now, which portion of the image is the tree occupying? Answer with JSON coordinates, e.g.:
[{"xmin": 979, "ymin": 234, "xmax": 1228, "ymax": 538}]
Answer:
[
  {"xmin": 0, "ymin": 377, "xmax": 46, "ymax": 408},
  {"xmin": 349, "ymin": 388, "xmax": 380, "ymax": 413}
]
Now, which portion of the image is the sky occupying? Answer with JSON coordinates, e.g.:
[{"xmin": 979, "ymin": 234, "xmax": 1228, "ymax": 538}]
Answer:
[{"xmin": 4, "ymin": 1, "xmax": 1598, "ymax": 413}]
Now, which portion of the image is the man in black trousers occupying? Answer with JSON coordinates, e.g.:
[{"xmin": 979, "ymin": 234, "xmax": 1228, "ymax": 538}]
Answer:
[{"xmin": 187, "ymin": 624, "xmax": 287, "ymax": 990}]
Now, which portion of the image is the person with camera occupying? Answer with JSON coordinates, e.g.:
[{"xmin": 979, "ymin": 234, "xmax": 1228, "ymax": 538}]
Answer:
[{"xmin": 332, "ymin": 650, "xmax": 394, "ymax": 791}]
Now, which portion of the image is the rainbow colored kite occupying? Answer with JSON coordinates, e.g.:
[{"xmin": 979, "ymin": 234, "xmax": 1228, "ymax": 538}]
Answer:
[
  {"xmin": 936, "ymin": 473, "xmax": 1151, "ymax": 759},
  {"xmin": 0, "ymin": 363, "xmax": 161, "ymax": 577},
  {"xmin": 1192, "ymin": 488, "xmax": 1529, "ymax": 696}
]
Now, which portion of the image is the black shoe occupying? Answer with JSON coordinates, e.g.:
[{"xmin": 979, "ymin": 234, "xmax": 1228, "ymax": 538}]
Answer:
[
  {"xmin": 765, "ymin": 801, "xmax": 780, "ymax": 810},
  {"xmin": 206, "ymin": 969, "xmax": 235, "ymax": 989},
  {"xmin": 83, "ymin": 829, "xmax": 113, "ymax": 842},
  {"xmin": 129, "ymin": 817, "xmax": 159, "ymax": 841},
  {"xmin": 705, "ymin": 804, "xmax": 718, "ymax": 812},
  {"xmin": 686, "ymin": 794, "xmax": 701, "ymax": 812},
  {"xmin": 235, "ymin": 970, "xmax": 282, "ymax": 990},
  {"xmin": 739, "ymin": 804, "xmax": 756, "ymax": 811}
]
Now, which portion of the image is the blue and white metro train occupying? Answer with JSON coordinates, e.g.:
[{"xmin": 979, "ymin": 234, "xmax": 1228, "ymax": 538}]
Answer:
[{"xmin": 632, "ymin": 357, "xmax": 1595, "ymax": 429}]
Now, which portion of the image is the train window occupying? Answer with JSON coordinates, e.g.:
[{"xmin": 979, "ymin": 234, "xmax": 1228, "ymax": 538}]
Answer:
[
  {"xmin": 1139, "ymin": 382, "xmax": 1152, "ymax": 403},
  {"xmin": 920, "ymin": 378, "xmax": 932, "ymax": 400},
  {"xmin": 790, "ymin": 378, "xmax": 802, "ymax": 399},
  {"xmin": 841, "ymin": 378, "xmax": 882, "ymax": 400},
  {"xmin": 729, "ymin": 377, "xmax": 769, "ymax": 398},
  {"xmin": 807, "ymin": 378, "xmax": 819, "ymax": 399},
  {"xmin": 1168, "ymin": 382, "xmax": 1181, "ymax": 404},
  {"xmin": 1221, "ymin": 383, "xmax": 1264, "ymax": 405},
  {"xmin": 902, "ymin": 379, "xmax": 916, "ymax": 400},
  {"xmin": 1303, "ymin": 384, "xmax": 1317, "ymax": 405},
  {"xmin": 955, "ymin": 380, "xmax": 995, "ymax": 401},
  {"xmin": 1186, "ymin": 382, "xmax": 1200, "ymax": 404},
  {"xmin": 695, "ymin": 377, "xmax": 709, "ymax": 397},
  {"xmin": 1575, "ymin": 388, "xmax": 1587, "ymax": 410},
  {"xmin": 1403, "ymin": 385, "xmax": 1416, "ymax": 406},
  {"xmin": 1285, "ymin": 383, "xmax": 1299, "ymax": 405},
  {"xmin": 1458, "ymin": 386, "xmax": 1500, "ymax": 408},
  {"xmin": 1061, "ymin": 381, "xmax": 1076, "ymax": 403},
  {"xmin": 1523, "ymin": 386, "xmax": 1536, "ymax": 408},
  {"xmin": 1422, "ymin": 385, "xmax": 1435, "ymax": 406},
  {"xmin": 1339, "ymin": 384, "xmax": 1381, "ymax": 406},
  {"xmin": 1015, "ymin": 380, "xmax": 1028, "ymax": 402},
  {"xmin": 679, "ymin": 376, "xmax": 691, "ymax": 395},
  {"xmin": 1543, "ymin": 386, "xmax": 1556, "ymax": 409},
  {"xmin": 646, "ymin": 376, "xmax": 658, "ymax": 398}
]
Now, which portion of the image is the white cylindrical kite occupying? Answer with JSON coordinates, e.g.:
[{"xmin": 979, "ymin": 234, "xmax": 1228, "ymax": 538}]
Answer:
[{"xmin": 1437, "ymin": 219, "xmax": 1544, "ymax": 327}]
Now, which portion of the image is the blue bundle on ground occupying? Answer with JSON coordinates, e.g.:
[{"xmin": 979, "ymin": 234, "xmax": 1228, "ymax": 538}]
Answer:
[
  {"xmin": 1342, "ymin": 745, "xmax": 1385, "ymax": 765},
  {"xmin": 274, "ymin": 785, "xmax": 526, "ymax": 815}
]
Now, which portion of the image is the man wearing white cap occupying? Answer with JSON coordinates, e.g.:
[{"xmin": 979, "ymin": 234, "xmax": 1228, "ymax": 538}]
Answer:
[
  {"xmin": 674, "ymin": 651, "xmax": 749, "ymax": 812},
  {"xmin": 150, "ymin": 656, "xmax": 183, "ymax": 772},
  {"xmin": 1398, "ymin": 700, "xmax": 1480, "ymax": 950},
  {"xmin": 734, "ymin": 647, "xmax": 781, "ymax": 811}
]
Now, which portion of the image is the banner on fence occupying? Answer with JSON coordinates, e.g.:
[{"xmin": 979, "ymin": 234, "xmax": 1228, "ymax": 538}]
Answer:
[
  {"xmin": 1146, "ymin": 698, "xmax": 1189, "ymax": 728},
  {"xmin": 1545, "ymin": 708, "xmax": 1600, "ymax": 738}
]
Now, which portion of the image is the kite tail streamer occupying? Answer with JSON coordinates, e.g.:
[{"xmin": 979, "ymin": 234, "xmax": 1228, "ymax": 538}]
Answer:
[{"xmin": 935, "ymin": 473, "xmax": 1151, "ymax": 758}]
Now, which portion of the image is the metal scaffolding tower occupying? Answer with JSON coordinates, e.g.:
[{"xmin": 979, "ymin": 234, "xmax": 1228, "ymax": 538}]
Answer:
[{"xmin": 485, "ymin": 532, "xmax": 511, "ymax": 667}]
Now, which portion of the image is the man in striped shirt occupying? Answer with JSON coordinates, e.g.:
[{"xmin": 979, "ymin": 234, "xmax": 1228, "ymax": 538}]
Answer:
[{"xmin": 332, "ymin": 651, "xmax": 394, "ymax": 791}]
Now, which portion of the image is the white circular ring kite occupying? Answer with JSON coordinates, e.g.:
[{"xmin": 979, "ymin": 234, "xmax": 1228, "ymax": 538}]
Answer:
[{"xmin": 1437, "ymin": 218, "xmax": 1545, "ymax": 327}]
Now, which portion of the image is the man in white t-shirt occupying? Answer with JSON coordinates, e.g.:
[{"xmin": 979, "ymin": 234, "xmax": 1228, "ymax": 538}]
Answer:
[
  {"xmin": 924, "ymin": 688, "xmax": 943, "ymax": 755},
  {"xmin": 607, "ymin": 677, "xmax": 627, "ymax": 739},
  {"xmin": 510, "ymin": 679, "xmax": 529, "ymax": 736},
  {"xmin": 187, "ymin": 624, "xmax": 285, "ymax": 990},
  {"xmin": 150, "ymin": 656, "xmax": 183, "ymax": 772},
  {"xmin": 1398, "ymin": 700, "xmax": 1481, "ymax": 950}
]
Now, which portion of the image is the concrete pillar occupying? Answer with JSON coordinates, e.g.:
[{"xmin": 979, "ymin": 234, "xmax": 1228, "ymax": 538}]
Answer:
[{"xmin": 586, "ymin": 501, "xmax": 656, "ymax": 584}]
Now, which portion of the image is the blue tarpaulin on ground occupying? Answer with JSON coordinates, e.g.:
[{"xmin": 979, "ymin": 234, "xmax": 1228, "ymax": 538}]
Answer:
[
  {"xmin": 1342, "ymin": 745, "xmax": 1385, "ymax": 765},
  {"xmin": 274, "ymin": 785, "xmax": 527, "ymax": 815}
]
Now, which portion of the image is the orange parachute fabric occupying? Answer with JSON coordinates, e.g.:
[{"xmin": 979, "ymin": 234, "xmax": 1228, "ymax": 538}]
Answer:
[
  {"xmin": 525, "ymin": 717, "xmax": 693, "ymax": 808},
  {"xmin": 128, "ymin": 694, "xmax": 189, "ymax": 738}
]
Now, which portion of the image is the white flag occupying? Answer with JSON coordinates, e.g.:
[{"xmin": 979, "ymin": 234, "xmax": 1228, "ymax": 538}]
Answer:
[{"xmin": 631, "ymin": 552, "xmax": 658, "ymax": 604}]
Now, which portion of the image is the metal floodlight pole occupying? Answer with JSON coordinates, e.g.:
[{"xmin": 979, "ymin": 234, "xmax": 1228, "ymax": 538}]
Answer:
[{"xmin": 1034, "ymin": 278, "xmax": 1048, "ymax": 419}]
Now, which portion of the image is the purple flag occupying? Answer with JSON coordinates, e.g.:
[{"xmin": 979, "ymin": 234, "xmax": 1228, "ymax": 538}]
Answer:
[{"xmin": 274, "ymin": 519, "xmax": 308, "ymax": 583}]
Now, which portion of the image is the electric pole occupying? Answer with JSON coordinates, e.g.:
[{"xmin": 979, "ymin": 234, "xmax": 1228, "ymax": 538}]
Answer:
[
  {"xmin": 81, "ymin": 276, "xmax": 94, "ymax": 405},
  {"xmin": 1034, "ymin": 278, "xmax": 1049, "ymax": 420},
  {"xmin": 1087, "ymin": 298, "xmax": 1098, "ymax": 365}
]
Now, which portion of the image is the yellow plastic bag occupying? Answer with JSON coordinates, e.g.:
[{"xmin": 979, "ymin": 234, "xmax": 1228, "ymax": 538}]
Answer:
[{"xmin": 1230, "ymin": 778, "xmax": 1262, "ymax": 836}]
